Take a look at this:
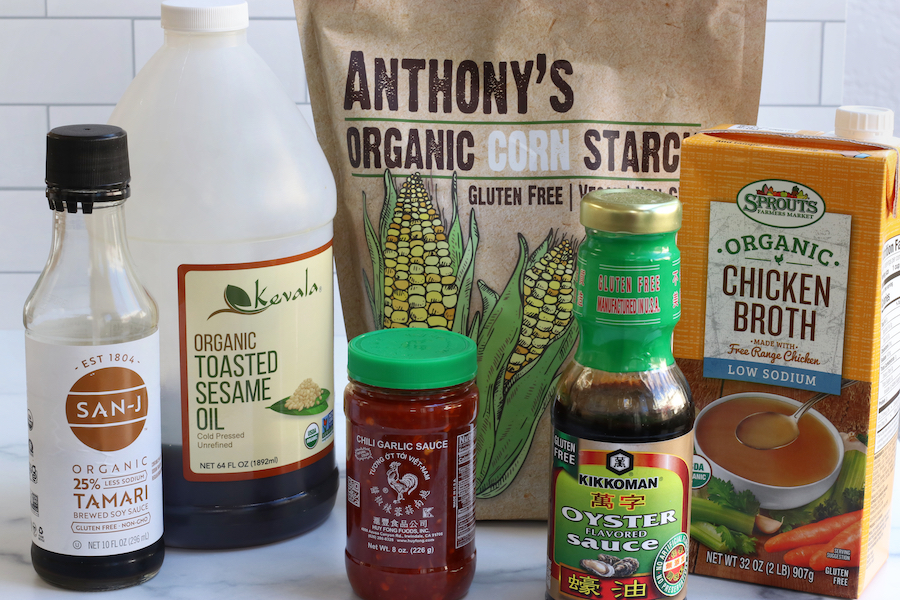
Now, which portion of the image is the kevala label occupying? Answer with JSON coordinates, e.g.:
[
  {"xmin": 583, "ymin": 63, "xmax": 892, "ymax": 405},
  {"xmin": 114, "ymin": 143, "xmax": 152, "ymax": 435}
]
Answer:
[
  {"xmin": 207, "ymin": 272, "xmax": 323, "ymax": 319},
  {"xmin": 737, "ymin": 179, "xmax": 826, "ymax": 228},
  {"xmin": 703, "ymin": 197, "xmax": 851, "ymax": 394},
  {"xmin": 178, "ymin": 243, "xmax": 334, "ymax": 481}
]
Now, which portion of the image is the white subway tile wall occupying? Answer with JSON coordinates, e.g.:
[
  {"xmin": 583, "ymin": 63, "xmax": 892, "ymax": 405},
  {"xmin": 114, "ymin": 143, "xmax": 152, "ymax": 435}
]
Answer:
[
  {"xmin": 0, "ymin": 0, "xmax": 848, "ymax": 328},
  {"xmin": 1, "ymin": 0, "xmax": 45, "ymax": 18},
  {"xmin": 0, "ymin": 106, "xmax": 46, "ymax": 188},
  {"xmin": 759, "ymin": 21, "xmax": 824, "ymax": 107},
  {"xmin": 0, "ymin": 19, "xmax": 134, "ymax": 104},
  {"xmin": 820, "ymin": 22, "xmax": 847, "ymax": 107}
]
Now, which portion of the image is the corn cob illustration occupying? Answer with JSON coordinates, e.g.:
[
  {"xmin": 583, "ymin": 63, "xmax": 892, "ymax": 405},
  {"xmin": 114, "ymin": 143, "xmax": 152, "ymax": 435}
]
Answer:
[
  {"xmin": 505, "ymin": 239, "xmax": 575, "ymax": 383},
  {"xmin": 364, "ymin": 170, "xmax": 478, "ymax": 336},
  {"xmin": 472, "ymin": 231, "xmax": 579, "ymax": 498},
  {"xmin": 383, "ymin": 173, "xmax": 458, "ymax": 330}
]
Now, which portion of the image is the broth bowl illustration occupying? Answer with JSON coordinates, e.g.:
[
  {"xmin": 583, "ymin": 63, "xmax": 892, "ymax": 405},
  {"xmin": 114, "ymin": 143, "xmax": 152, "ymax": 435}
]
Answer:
[{"xmin": 694, "ymin": 392, "xmax": 843, "ymax": 510}]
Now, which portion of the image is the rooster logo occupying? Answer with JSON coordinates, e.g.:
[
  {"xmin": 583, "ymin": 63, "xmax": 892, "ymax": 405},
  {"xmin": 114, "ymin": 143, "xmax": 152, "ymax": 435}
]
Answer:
[{"xmin": 387, "ymin": 461, "xmax": 418, "ymax": 502}]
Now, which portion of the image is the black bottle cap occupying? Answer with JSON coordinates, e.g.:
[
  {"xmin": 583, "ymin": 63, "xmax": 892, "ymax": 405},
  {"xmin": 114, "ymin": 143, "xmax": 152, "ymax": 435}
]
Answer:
[{"xmin": 45, "ymin": 124, "xmax": 131, "ymax": 213}]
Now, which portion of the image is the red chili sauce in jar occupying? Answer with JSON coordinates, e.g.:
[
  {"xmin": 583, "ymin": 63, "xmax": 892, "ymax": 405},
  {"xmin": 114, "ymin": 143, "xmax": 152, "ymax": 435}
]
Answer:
[{"xmin": 345, "ymin": 329, "xmax": 477, "ymax": 600}]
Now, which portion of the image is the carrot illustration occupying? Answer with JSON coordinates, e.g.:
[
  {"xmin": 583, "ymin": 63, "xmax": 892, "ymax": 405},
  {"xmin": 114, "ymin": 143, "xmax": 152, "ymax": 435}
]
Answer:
[
  {"xmin": 783, "ymin": 544, "xmax": 830, "ymax": 568},
  {"xmin": 809, "ymin": 523, "xmax": 862, "ymax": 571},
  {"xmin": 763, "ymin": 510, "xmax": 862, "ymax": 553}
]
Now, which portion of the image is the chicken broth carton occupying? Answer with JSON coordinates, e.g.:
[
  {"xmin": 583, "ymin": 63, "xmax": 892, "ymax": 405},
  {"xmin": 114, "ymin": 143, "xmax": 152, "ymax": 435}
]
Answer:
[{"xmin": 677, "ymin": 126, "xmax": 900, "ymax": 598}]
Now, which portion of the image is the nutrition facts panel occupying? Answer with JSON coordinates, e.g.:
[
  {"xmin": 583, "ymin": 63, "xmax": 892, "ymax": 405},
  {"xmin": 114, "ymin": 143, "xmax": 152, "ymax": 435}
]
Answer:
[
  {"xmin": 455, "ymin": 429, "xmax": 475, "ymax": 549},
  {"xmin": 878, "ymin": 236, "xmax": 900, "ymax": 453}
]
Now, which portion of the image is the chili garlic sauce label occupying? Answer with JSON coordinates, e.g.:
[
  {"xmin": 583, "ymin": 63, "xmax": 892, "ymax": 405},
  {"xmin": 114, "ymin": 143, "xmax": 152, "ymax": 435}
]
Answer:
[
  {"xmin": 347, "ymin": 428, "xmax": 476, "ymax": 568},
  {"xmin": 704, "ymin": 191, "xmax": 851, "ymax": 394},
  {"xmin": 178, "ymin": 242, "xmax": 334, "ymax": 481},
  {"xmin": 25, "ymin": 334, "xmax": 163, "ymax": 556},
  {"xmin": 548, "ymin": 432, "xmax": 692, "ymax": 600}
]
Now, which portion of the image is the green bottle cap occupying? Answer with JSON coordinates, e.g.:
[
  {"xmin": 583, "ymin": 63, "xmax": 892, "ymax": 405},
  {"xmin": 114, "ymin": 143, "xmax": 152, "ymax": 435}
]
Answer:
[
  {"xmin": 348, "ymin": 329, "xmax": 477, "ymax": 390},
  {"xmin": 581, "ymin": 188, "xmax": 681, "ymax": 234}
]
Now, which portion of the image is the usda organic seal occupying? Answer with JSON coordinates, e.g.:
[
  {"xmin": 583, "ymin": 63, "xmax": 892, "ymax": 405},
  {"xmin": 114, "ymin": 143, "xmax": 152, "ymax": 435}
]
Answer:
[
  {"xmin": 692, "ymin": 454, "xmax": 712, "ymax": 489},
  {"xmin": 304, "ymin": 422, "xmax": 320, "ymax": 449}
]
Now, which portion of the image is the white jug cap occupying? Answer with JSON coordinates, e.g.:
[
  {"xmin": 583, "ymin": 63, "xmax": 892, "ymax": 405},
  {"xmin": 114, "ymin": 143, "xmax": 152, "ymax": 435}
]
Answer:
[
  {"xmin": 161, "ymin": 1, "xmax": 249, "ymax": 32},
  {"xmin": 835, "ymin": 105, "xmax": 895, "ymax": 142}
]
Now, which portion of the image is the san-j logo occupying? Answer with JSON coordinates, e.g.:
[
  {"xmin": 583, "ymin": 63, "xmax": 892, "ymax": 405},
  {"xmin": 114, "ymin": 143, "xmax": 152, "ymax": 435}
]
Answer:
[
  {"xmin": 66, "ymin": 367, "xmax": 149, "ymax": 452},
  {"xmin": 737, "ymin": 180, "xmax": 825, "ymax": 228},
  {"xmin": 208, "ymin": 272, "xmax": 321, "ymax": 319}
]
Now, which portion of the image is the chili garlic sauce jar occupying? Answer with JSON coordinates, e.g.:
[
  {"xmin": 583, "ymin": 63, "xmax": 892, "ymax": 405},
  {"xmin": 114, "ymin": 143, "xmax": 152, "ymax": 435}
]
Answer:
[{"xmin": 345, "ymin": 329, "xmax": 477, "ymax": 600}]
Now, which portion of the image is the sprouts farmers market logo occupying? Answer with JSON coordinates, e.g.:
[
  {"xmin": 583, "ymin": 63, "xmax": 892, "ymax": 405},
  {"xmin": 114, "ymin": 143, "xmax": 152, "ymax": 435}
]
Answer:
[
  {"xmin": 208, "ymin": 270, "xmax": 322, "ymax": 319},
  {"xmin": 738, "ymin": 180, "xmax": 825, "ymax": 228}
]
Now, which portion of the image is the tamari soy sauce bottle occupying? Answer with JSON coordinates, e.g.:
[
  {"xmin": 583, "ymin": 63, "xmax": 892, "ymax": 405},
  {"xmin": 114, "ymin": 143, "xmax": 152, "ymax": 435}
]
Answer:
[
  {"xmin": 546, "ymin": 189, "xmax": 694, "ymax": 600},
  {"xmin": 24, "ymin": 125, "xmax": 164, "ymax": 590}
]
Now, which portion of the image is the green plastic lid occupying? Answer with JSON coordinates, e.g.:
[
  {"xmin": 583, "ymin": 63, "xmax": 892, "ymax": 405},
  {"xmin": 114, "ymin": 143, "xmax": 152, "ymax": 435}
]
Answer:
[{"xmin": 348, "ymin": 329, "xmax": 477, "ymax": 390}]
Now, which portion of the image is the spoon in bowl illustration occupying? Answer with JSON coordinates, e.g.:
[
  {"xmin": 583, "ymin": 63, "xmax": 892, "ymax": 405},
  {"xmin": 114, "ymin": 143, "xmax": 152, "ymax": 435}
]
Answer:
[{"xmin": 735, "ymin": 379, "xmax": 854, "ymax": 450}]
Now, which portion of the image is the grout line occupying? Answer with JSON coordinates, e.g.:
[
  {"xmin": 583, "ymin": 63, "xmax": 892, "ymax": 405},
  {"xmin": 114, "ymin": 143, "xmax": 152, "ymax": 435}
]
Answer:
[
  {"xmin": 819, "ymin": 22, "xmax": 826, "ymax": 105},
  {"xmin": 1, "ymin": 103, "xmax": 308, "ymax": 108},
  {"xmin": 131, "ymin": 18, "xmax": 136, "ymax": 79},
  {"xmin": 0, "ymin": 104, "xmax": 117, "ymax": 107},
  {"xmin": 759, "ymin": 104, "xmax": 842, "ymax": 109},
  {"xmin": 0, "ymin": 16, "xmax": 139, "ymax": 21},
  {"xmin": 766, "ymin": 19, "xmax": 847, "ymax": 24},
  {"xmin": 0, "ymin": 16, "xmax": 846, "ymax": 23},
  {"xmin": 0, "ymin": 16, "xmax": 299, "ymax": 21}
]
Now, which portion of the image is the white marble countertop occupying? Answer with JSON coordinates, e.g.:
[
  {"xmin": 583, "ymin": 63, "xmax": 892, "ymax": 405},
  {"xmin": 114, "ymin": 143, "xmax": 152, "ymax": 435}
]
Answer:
[{"xmin": 1, "ymin": 330, "xmax": 898, "ymax": 600}]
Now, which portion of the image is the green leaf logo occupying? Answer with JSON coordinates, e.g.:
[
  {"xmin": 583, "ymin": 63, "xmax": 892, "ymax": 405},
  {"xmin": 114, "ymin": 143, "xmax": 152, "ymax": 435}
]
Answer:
[
  {"xmin": 225, "ymin": 285, "xmax": 252, "ymax": 309},
  {"xmin": 208, "ymin": 284, "xmax": 269, "ymax": 319},
  {"xmin": 208, "ymin": 274, "xmax": 323, "ymax": 320}
]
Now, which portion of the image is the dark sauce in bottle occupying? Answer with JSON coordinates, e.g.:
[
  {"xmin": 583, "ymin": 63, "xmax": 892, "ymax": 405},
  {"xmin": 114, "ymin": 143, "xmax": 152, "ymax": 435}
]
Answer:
[
  {"xmin": 32, "ymin": 540, "xmax": 165, "ymax": 591},
  {"xmin": 161, "ymin": 444, "xmax": 338, "ymax": 548},
  {"xmin": 553, "ymin": 366, "xmax": 694, "ymax": 443},
  {"xmin": 546, "ymin": 190, "xmax": 694, "ymax": 600}
]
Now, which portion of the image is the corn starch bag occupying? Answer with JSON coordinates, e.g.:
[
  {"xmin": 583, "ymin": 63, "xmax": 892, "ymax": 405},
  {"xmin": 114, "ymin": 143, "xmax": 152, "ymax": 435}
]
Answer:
[{"xmin": 294, "ymin": 0, "xmax": 767, "ymax": 519}]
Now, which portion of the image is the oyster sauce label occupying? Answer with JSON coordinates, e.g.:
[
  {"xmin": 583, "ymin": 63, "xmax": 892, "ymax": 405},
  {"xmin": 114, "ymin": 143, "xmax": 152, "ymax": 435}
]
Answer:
[{"xmin": 547, "ymin": 431, "xmax": 692, "ymax": 600}]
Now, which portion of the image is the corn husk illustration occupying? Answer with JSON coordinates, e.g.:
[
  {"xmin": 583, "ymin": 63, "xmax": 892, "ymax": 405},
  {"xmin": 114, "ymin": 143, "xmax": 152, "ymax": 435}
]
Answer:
[
  {"xmin": 363, "ymin": 170, "xmax": 479, "ymax": 335},
  {"xmin": 472, "ymin": 230, "xmax": 578, "ymax": 498}
]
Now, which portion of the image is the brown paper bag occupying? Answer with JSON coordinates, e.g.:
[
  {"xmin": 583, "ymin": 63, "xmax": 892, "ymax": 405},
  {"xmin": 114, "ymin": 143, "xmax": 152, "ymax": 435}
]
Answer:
[{"xmin": 294, "ymin": 0, "xmax": 766, "ymax": 519}]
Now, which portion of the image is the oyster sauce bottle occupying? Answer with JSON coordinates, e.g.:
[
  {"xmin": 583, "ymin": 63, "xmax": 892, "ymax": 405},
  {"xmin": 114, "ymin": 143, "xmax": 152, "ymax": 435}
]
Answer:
[{"xmin": 546, "ymin": 189, "xmax": 694, "ymax": 600}]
